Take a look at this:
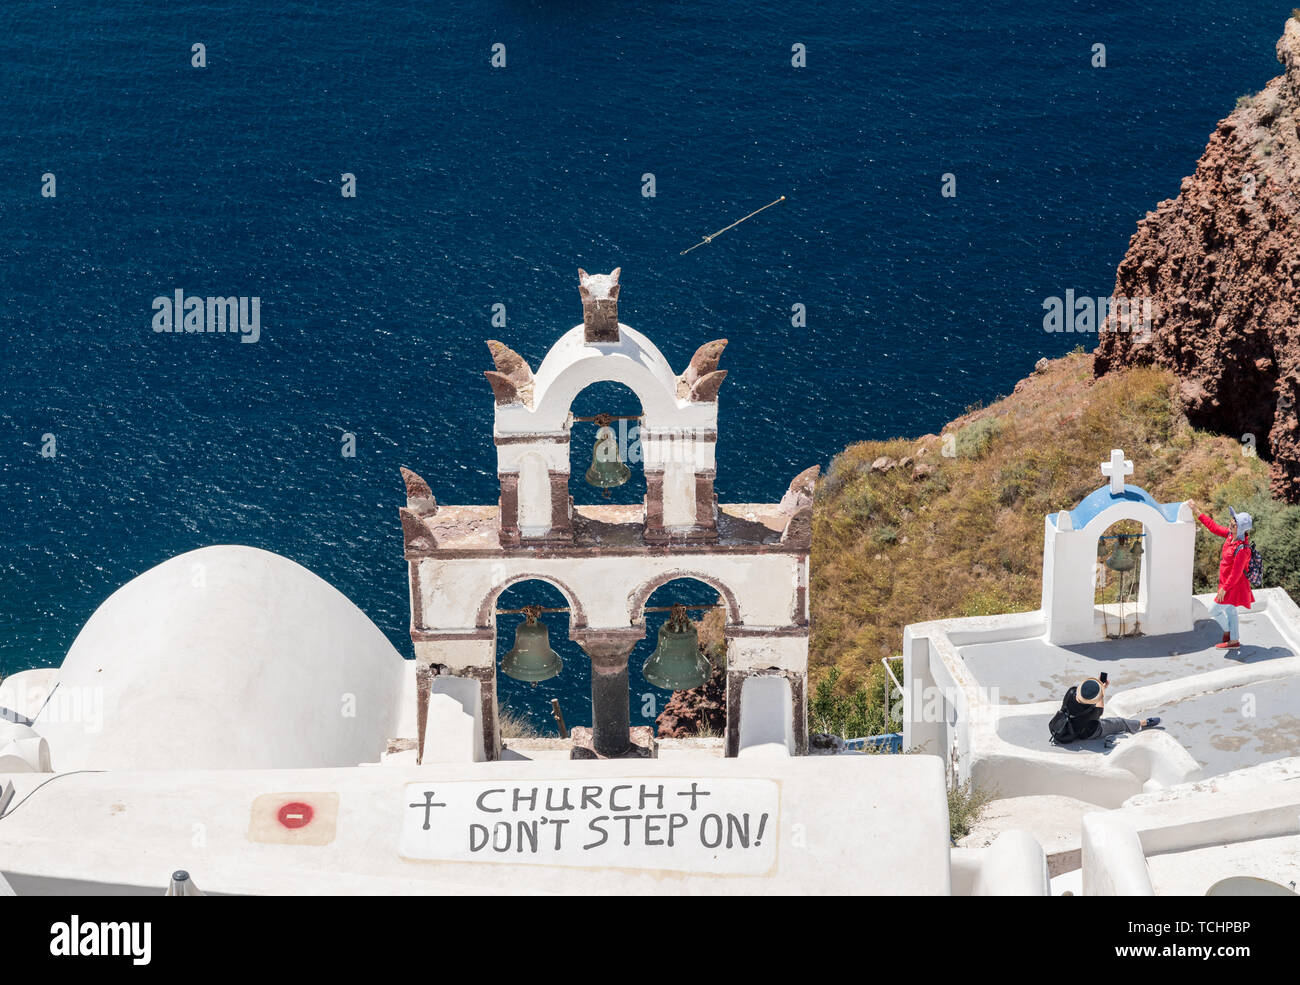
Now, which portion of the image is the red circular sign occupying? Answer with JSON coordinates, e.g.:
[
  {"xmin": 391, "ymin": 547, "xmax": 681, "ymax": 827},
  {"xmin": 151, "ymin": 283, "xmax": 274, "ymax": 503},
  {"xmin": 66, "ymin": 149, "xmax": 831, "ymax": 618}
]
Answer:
[{"xmin": 277, "ymin": 802, "xmax": 314, "ymax": 829}]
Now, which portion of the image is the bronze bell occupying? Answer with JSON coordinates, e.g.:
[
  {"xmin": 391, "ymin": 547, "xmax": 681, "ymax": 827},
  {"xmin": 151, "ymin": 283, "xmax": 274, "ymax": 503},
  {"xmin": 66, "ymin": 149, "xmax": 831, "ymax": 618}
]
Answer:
[
  {"xmin": 502, "ymin": 608, "xmax": 562, "ymax": 684},
  {"xmin": 643, "ymin": 605, "xmax": 711, "ymax": 691},
  {"xmin": 1105, "ymin": 536, "xmax": 1138, "ymax": 573},
  {"xmin": 584, "ymin": 425, "xmax": 630, "ymax": 497}
]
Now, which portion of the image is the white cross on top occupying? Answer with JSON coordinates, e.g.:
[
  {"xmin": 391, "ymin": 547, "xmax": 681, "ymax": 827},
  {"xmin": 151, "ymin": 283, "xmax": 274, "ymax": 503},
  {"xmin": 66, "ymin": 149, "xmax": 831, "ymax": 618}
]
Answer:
[{"xmin": 1100, "ymin": 448, "xmax": 1134, "ymax": 495}]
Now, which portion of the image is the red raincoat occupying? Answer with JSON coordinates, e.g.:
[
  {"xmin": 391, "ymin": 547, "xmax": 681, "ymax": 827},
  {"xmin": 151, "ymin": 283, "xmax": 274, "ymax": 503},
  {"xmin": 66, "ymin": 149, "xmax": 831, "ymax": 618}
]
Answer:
[{"xmin": 1197, "ymin": 513, "xmax": 1255, "ymax": 608}]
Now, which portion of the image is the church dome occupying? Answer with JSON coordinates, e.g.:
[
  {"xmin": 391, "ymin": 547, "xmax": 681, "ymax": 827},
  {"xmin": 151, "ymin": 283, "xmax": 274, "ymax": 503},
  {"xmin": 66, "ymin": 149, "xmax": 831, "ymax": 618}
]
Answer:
[{"xmin": 34, "ymin": 546, "xmax": 407, "ymax": 771}]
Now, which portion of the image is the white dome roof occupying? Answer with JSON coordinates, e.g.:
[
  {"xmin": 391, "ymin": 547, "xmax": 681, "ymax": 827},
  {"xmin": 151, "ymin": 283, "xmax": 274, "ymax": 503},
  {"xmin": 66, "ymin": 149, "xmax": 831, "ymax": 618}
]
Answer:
[{"xmin": 35, "ymin": 546, "xmax": 407, "ymax": 770}]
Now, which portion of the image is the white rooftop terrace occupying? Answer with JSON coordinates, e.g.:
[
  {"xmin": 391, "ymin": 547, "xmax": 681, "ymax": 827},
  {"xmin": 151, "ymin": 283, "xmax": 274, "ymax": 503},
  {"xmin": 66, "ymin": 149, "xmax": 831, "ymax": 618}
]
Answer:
[
  {"xmin": 905, "ymin": 451, "xmax": 1300, "ymax": 809},
  {"xmin": 980, "ymin": 601, "xmax": 1300, "ymax": 778},
  {"xmin": 908, "ymin": 450, "xmax": 1300, "ymax": 895},
  {"xmin": 908, "ymin": 588, "xmax": 1300, "ymax": 808}
]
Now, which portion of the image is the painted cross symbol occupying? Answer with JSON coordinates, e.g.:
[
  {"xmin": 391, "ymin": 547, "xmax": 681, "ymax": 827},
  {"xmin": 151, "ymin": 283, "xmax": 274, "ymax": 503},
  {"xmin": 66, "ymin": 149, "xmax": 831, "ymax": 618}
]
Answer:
[
  {"xmin": 409, "ymin": 790, "xmax": 447, "ymax": 830},
  {"xmin": 1100, "ymin": 449, "xmax": 1133, "ymax": 496},
  {"xmin": 675, "ymin": 782, "xmax": 711, "ymax": 810}
]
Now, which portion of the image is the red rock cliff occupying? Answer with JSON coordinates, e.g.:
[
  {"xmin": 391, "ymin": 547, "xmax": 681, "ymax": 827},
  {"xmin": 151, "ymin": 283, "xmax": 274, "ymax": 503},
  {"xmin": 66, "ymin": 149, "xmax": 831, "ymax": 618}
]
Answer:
[{"xmin": 1094, "ymin": 19, "xmax": 1300, "ymax": 502}]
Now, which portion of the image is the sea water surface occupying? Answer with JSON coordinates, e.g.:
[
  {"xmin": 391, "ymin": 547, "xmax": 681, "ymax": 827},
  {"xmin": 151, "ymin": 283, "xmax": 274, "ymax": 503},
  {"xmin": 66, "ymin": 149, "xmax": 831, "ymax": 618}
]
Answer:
[{"xmin": 0, "ymin": 1, "xmax": 1288, "ymax": 731}]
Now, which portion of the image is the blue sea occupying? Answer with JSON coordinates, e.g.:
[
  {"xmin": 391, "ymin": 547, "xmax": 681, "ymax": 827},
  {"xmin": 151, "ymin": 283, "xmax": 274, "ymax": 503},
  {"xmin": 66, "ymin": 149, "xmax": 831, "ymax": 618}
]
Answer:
[{"xmin": 0, "ymin": 1, "xmax": 1289, "ymax": 733}]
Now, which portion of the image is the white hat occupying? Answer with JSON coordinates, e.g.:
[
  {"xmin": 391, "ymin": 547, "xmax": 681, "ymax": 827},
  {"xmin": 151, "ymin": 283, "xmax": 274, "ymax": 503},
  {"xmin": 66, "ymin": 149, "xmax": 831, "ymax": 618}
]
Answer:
[{"xmin": 1229, "ymin": 506, "xmax": 1253, "ymax": 536}]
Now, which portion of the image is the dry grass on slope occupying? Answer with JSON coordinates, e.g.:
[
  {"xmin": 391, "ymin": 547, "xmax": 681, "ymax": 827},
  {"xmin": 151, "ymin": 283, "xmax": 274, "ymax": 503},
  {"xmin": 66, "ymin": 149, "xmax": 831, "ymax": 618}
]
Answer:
[{"xmin": 809, "ymin": 351, "xmax": 1270, "ymax": 690}]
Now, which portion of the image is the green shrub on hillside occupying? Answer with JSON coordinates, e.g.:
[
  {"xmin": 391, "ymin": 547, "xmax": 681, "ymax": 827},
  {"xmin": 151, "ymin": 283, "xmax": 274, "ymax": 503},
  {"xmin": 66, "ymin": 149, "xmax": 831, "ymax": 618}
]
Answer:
[
  {"xmin": 808, "ymin": 664, "xmax": 900, "ymax": 739},
  {"xmin": 1254, "ymin": 502, "xmax": 1300, "ymax": 598},
  {"xmin": 960, "ymin": 588, "xmax": 1024, "ymax": 618},
  {"xmin": 839, "ymin": 482, "xmax": 877, "ymax": 523},
  {"xmin": 1191, "ymin": 484, "xmax": 1300, "ymax": 599},
  {"xmin": 956, "ymin": 417, "xmax": 1002, "ymax": 459},
  {"xmin": 996, "ymin": 459, "xmax": 1034, "ymax": 506},
  {"xmin": 1236, "ymin": 493, "xmax": 1300, "ymax": 598},
  {"xmin": 821, "ymin": 451, "xmax": 855, "ymax": 500}
]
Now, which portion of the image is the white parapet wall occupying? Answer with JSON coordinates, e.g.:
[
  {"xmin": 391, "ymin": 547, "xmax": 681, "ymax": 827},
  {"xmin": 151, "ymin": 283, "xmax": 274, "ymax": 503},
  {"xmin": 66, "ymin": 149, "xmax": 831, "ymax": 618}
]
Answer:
[
  {"xmin": 1081, "ymin": 812, "xmax": 1155, "ymax": 895},
  {"xmin": 1081, "ymin": 757, "xmax": 1300, "ymax": 895},
  {"xmin": 0, "ymin": 755, "xmax": 956, "ymax": 896},
  {"xmin": 950, "ymin": 829, "xmax": 1051, "ymax": 896},
  {"xmin": 903, "ymin": 609, "xmax": 1046, "ymax": 775},
  {"xmin": 423, "ymin": 677, "xmax": 485, "ymax": 764}
]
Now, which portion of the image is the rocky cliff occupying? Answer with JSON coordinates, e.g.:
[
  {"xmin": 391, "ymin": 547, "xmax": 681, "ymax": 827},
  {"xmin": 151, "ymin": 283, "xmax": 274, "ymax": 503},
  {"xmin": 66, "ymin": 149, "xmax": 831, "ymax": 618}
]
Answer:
[{"xmin": 1094, "ymin": 19, "xmax": 1300, "ymax": 503}]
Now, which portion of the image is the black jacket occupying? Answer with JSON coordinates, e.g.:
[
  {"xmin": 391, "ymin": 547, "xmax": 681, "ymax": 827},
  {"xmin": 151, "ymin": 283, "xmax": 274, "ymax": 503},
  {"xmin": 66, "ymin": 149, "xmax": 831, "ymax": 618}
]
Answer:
[{"xmin": 1054, "ymin": 686, "xmax": 1102, "ymax": 742}]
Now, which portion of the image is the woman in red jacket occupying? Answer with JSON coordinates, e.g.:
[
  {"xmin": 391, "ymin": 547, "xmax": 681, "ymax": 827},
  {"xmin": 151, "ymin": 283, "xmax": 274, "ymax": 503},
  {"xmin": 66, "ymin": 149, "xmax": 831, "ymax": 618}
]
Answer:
[{"xmin": 1186, "ymin": 500, "xmax": 1254, "ymax": 649}]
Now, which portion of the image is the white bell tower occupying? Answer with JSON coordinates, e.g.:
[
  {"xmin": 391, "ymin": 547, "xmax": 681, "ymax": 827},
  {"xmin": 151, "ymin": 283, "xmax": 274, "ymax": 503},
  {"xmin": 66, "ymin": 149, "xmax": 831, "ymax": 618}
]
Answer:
[
  {"xmin": 1041, "ymin": 449, "xmax": 1196, "ymax": 644},
  {"xmin": 483, "ymin": 268, "xmax": 728, "ymax": 546}
]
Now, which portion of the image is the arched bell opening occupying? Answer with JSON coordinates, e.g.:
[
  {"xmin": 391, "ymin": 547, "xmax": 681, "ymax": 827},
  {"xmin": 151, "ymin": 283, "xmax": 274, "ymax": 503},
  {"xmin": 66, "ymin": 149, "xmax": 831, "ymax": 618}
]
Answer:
[
  {"xmin": 1095, "ymin": 519, "xmax": 1148, "ymax": 639},
  {"xmin": 492, "ymin": 580, "xmax": 590, "ymax": 739},
  {"xmin": 630, "ymin": 577, "xmax": 730, "ymax": 738},
  {"xmin": 567, "ymin": 380, "xmax": 645, "ymax": 507}
]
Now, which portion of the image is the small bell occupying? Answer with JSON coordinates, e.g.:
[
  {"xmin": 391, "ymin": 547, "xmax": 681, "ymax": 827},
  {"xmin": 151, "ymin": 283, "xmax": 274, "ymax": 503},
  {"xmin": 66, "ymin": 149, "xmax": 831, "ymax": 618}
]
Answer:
[
  {"xmin": 502, "ymin": 608, "xmax": 562, "ymax": 684},
  {"xmin": 1105, "ymin": 536, "xmax": 1137, "ymax": 573},
  {"xmin": 585, "ymin": 425, "xmax": 630, "ymax": 498},
  {"xmin": 643, "ymin": 605, "xmax": 711, "ymax": 691}
]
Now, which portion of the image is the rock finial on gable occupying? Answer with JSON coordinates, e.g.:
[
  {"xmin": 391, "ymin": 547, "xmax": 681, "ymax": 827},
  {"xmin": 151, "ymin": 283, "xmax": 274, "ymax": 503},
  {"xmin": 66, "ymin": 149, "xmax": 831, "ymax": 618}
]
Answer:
[
  {"xmin": 578, "ymin": 267, "xmax": 621, "ymax": 343},
  {"xmin": 399, "ymin": 507, "xmax": 438, "ymax": 554},
  {"xmin": 779, "ymin": 465, "xmax": 820, "ymax": 514},
  {"xmin": 682, "ymin": 339, "xmax": 727, "ymax": 386},
  {"xmin": 400, "ymin": 467, "xmax": 438, "ymax": 516},
  {"xmin": 484, "ymin": 340, "xmax": 534, "ymax": 407}
]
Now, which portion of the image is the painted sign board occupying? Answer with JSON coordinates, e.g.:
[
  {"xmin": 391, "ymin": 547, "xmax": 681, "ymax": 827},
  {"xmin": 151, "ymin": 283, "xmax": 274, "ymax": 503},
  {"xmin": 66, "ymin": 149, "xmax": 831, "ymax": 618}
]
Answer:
[{"xmin": 399, "ymin": 777, "xmax": 779, "ymax": 875}]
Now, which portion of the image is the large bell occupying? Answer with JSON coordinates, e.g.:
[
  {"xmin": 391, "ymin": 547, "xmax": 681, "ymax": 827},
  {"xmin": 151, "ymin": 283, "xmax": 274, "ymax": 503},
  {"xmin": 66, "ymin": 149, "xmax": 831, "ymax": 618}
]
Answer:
[
  {"xmin": 502, "ymin": 609, "xmax": 562, "ymax": 683},
  {"xmin": 1105, "ymin": 537, "xmax": 1138, "ymax": 573},
  {"xmin": 585, "ymin": 425, "xmax": 630, "ymax": 497},
  {"xmin": 643, "ymin": 605, "xmax": 711, "ymax": 691}
]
